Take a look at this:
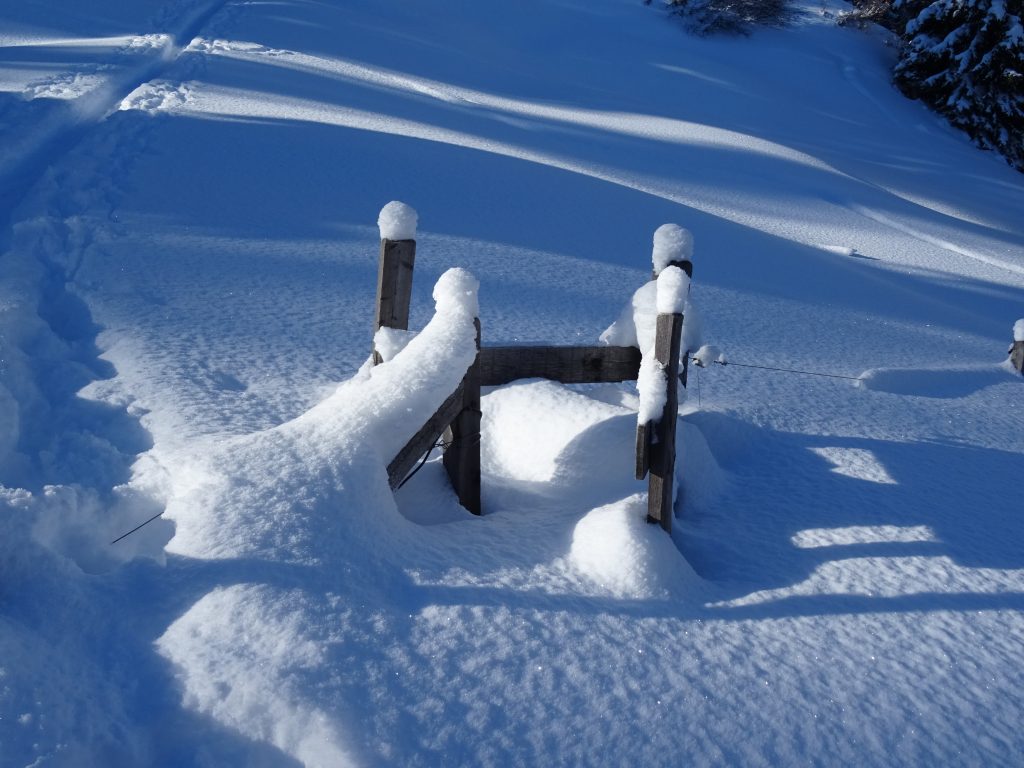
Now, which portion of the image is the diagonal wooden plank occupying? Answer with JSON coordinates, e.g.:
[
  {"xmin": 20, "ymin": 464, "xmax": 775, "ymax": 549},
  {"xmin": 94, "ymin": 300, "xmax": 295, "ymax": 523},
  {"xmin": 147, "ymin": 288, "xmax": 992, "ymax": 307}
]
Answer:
[{"xmin": 387, "ymin": 383, "xmax": 465, "ymax": 489}]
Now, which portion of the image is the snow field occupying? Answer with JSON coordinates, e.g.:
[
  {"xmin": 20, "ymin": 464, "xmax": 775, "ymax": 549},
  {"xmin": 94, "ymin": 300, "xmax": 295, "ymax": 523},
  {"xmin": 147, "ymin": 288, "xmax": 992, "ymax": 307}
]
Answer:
[{"xmin": 2, "ymin": 0, "xmax": 1024, "ymax": 765}]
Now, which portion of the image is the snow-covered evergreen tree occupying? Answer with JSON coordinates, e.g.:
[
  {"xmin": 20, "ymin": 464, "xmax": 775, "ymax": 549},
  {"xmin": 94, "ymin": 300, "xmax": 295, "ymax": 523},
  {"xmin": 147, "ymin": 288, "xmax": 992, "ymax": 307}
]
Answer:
[
  {"xmin": 659, "ymin": 0, "xmax": 791, "ymax": 35},
  {"xmin": 893, "ymin": 0, "xmax": 1024, "ymax": 171}
]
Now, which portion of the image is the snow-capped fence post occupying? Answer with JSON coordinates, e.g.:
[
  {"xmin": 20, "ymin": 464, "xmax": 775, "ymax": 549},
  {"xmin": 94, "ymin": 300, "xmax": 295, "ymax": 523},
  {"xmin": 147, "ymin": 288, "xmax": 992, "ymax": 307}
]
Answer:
[
  {"xmin": 443, "ymin": 317, "xmax": 482, "ymax": 515},
  {"xmin": 643, "ymin": 267, "xmax": 687, "ymax": 533},
  {"xmin": 652, "ymin": 223, "xmax": 694, "ymax": 280},
  {"xmin": 651, "ymin": 223, "xmax": 693, "ymax": 389},
  {"xmin": 372, "ymin": 202, "xmax": 418, "ymax": 365},
  {"xmin": 1011, "ymin": 320, "xmax": 1024, "ymax": 375}
]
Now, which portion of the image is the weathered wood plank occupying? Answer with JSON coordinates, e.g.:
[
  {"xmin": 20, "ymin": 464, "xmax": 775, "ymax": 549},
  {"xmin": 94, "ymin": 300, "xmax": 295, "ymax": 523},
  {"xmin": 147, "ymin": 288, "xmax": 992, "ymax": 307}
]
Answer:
[
  {"xmin": 647, "ymin": 312, "xmax": 683, "ymax": 533},
  {"xmin": 635, "ymin": 420, "xmax": 651, "ymax": 480},
  {"xmin": 444, "ymin": 318, "xmax": 482, "ymax": 515},
  {"xmin": 388, "ymin": 383, "xmax": 464, "ymax": 489},
  {"xmin": 1011, "ymin": 340, "xmax": 1024, "ymax": 375},
  {"xmin": 372, "ymin": 238, "xmax": 416, "ymax": 364},
  {"xmin": 478, "ymin": 345, "xmax": 642, "ymax": 386}
]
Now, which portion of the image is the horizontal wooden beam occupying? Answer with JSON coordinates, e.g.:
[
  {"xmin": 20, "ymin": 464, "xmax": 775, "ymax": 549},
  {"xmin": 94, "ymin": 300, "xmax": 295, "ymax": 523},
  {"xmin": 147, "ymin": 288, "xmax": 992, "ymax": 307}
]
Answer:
[
  {"xmin": 479, "ymin": 345, "xmax": 641, "ymax": 387},
  {"xmin": 387, "ymin": 383, "xmax": 465, "ymax": 489}
]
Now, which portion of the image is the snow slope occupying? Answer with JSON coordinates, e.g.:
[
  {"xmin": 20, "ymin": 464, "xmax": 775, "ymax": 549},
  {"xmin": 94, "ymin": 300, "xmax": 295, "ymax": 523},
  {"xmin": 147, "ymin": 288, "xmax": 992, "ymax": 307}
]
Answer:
[{"xmin": 2, "ymin": 0, "xmax": 1024, "ymax": 765}]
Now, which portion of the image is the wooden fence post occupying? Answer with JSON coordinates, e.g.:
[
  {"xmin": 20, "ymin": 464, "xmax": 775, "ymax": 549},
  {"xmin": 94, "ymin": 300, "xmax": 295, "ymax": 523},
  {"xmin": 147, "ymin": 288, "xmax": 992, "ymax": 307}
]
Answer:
[
  {"xmin": 654, "ymin": 254, "xmax": 692, "ymax": 387},
  {"xmin": 647, "ymin": 311, "xmax": 683, "ymax": 532},
  {"xmin": 1011, "ymin": 341, "xmax": 1024, "ymax": 375},
  {"xmin": 372, "ymin": 238, "xmax": 416, "ymax": 364},
  {"xmin": 653, "ymin": 258, "xmax": 693, "ymax": 281},
  {"xmin": 1012, "ymin": 320, "xmax": 1024, "ymax": 375},
  {"xmin": 444, "ymin": 318, "xmax": 482, "ymax": 515}
]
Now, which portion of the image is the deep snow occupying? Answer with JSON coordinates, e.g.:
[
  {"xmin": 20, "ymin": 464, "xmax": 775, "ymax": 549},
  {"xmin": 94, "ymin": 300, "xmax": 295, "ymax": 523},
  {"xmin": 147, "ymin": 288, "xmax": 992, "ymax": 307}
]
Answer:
[{"xmin": 2, "ymin": 0, "xmax": 1024, "ymax": 766}]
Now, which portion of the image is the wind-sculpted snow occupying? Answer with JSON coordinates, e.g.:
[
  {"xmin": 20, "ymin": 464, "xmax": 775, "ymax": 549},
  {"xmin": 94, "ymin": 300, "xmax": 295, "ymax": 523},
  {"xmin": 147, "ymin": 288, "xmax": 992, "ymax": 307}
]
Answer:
[{"xmin": 164, "ymin": 268, "xmax": 479, "ymax": 563}]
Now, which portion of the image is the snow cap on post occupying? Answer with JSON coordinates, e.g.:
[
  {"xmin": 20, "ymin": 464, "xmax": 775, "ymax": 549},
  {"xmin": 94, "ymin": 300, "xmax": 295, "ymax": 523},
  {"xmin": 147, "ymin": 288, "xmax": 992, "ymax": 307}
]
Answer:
[
  {"xmin": 1015, "ymin": 318, "xmax": 1024, "ymax": 342},
  {"xmin": 656, "ymin": 265, "xmax": 689, "ymax": 315},
  {"xmin": 378, "ymin": 201, "xmax": 418, "ymax": 241},
  {"xmin": 652, "ymin": 223, "xmax": 693, "ymax": 275},
  {"xmin": 433, "ymin": 267, "xmax": 479, "ymax": 317}
]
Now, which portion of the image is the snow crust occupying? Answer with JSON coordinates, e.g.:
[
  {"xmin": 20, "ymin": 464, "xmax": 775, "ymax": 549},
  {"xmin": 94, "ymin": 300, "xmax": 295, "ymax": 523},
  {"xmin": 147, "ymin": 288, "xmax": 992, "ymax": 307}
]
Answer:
[
  {"xmin": 568, "ymin": 495, "xmax": 696, "ymax": 598},
  {"xmin": 652, "ymin": 223, "xmax": 694, "ymax": 273},
  {"xmin": 1015, "ymin": 318, "xmax": 1024, "ymax": 341},
  {"xmin": 377, "ymin": 200, "xmax": 418, "ymax": 240}
]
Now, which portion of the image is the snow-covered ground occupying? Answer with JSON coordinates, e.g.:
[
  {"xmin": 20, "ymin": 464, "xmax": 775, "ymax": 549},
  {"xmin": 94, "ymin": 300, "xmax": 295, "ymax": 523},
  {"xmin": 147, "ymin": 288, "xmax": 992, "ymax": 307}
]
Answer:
[{"xmin": 3, "ymin": 0, "xmax": 1024, "ymax": 765}]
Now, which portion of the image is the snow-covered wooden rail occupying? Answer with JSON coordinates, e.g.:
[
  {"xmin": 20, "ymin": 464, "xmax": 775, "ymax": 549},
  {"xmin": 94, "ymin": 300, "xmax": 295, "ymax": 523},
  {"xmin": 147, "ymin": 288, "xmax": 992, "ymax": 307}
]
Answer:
[
  {"xmin": 371, "ymin": 203, "xmax": 695, "ymax": 530},
  {"xmin": 633, "ymin": 254, "xmax": 692, "ymax": 533}
]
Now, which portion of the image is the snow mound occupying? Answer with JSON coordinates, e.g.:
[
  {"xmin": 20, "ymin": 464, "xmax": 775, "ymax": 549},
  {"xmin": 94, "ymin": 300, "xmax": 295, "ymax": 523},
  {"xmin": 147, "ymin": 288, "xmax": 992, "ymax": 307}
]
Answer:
[
  {"xmin": 482, "ymin": 379, "xmax": 631, "ymax": 486},
  {"xmin": 569, "ymin": 494, "xmax": 695, "ymax": 599},
  {"xmin": 1015, "ymin": 318, "xmax": 1024, "ymax": 342},
  {"xmin": 377, "ymin": 200, "xmax": 418, "ymax": 241},
  {"xmin": 652, "ymin": 223, "xmax": 693, "ymax": 274}
]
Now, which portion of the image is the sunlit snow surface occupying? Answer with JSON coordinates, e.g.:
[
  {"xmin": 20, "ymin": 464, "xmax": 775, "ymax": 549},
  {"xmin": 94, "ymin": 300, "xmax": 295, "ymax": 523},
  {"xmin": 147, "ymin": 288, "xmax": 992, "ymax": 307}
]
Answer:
[{"xmin": 2, "ymin": 0, "xmax": 1024, "ymax": 765}]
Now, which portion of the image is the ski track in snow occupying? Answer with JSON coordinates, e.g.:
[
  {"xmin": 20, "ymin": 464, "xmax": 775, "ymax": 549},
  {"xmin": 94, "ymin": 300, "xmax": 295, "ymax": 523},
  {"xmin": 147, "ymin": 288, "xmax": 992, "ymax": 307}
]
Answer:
[{"xmin": 3, "ymin": 0, "xmax": 1024, "ymax": 765}]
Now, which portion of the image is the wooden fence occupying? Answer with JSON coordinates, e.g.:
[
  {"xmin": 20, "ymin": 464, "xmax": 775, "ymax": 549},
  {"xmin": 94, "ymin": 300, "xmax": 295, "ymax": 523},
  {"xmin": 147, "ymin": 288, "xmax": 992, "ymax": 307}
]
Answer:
[{"xmin": 374, "ymin": 230, "xmax": 694, "ymax": 532}]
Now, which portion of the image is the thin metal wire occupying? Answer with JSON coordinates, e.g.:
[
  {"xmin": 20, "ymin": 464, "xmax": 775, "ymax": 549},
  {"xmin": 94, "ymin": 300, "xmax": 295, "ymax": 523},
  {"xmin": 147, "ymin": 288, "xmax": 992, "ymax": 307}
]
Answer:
[
  {"xmin": 691, "ymin": 357, "xmax": 862, "ymax": 382},
  {"xmin": 111, "ymin": 510, "xmax": 165, "ymax": 544},
  {"xmin": 396, "ymin": 439, "xmax": 446, "ymax": 490}
]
